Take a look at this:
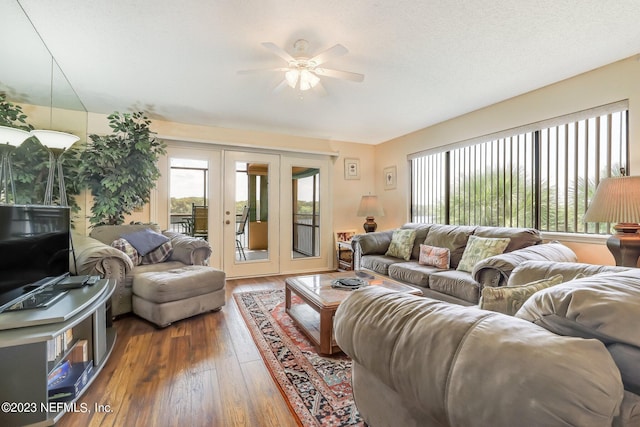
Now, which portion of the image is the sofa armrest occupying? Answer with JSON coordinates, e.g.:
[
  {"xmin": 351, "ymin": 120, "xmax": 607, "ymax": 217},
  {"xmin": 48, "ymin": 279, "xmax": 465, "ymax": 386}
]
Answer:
[
  {"xmin": 472, "ymin": 242, "xmax": 577, "ymax": 289},
  {"xmin": 71, "ymin": 233, "xmax": 133, "ymax": 277},
  {"xmin": 507, "ymin": 260, "xmax": 631, "ymax": 287},
  {"xmin": 351, "ymin": 230, "xmax": 394, "ymax": 270},
  {"xmin": 163, "ymin": 231, "xmax": 212, "ymax": 265}
]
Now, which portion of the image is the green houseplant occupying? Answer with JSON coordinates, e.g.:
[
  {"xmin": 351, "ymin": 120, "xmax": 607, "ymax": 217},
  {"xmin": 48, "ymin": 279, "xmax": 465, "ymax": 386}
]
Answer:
[{"xmin": 81, "ymin": 111, "xmax": 166, "ymax": 226}]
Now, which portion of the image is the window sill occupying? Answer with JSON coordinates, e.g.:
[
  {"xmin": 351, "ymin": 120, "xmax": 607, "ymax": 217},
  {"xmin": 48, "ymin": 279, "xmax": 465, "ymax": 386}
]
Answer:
[{"xmin": 541, "ymin": 231, "xmax": 610, "ymax": 245}]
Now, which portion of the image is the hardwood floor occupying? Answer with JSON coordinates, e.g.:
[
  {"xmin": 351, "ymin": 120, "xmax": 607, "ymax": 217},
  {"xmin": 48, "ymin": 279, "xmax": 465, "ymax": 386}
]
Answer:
[{"xmin": 57, "ymin": 275, "xmax": 308, "ymax": 427}]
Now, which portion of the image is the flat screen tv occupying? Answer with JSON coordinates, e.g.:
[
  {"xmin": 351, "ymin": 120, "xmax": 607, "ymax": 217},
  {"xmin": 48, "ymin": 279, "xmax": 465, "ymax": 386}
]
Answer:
[{"xmin": 0, "ymin": 204, "xmax": 70, "ymax": 311}]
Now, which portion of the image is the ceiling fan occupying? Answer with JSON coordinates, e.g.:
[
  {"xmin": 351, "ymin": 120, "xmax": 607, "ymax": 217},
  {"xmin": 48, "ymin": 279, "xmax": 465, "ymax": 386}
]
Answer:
[{"xmin": 238, "ymin": 39, "xmax": 364, "ymax": 93}]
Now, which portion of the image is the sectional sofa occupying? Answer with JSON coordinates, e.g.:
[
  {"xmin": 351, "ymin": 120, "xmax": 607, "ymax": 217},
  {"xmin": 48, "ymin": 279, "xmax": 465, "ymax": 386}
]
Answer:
[
  {"xmin": 335, "ymin": 261, "xmax": 640, "ymax": 426},
  {"xmin": 351, "ymin": 223, "xmax": 577, "ymax": 305}
]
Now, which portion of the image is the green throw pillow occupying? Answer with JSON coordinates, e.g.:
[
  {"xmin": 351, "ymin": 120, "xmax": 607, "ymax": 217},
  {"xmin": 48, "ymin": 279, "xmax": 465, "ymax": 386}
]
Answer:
[
  {"xmin": 480, "ymin": 274, "xmax": 564, "ymax": 316},
  {"xmin": 385, "ymin": 229, "xmax": 417, "ymax": 261},
  {"xmin": 457, "ymin": 235, "xmax": 511, "ymax": 273}
]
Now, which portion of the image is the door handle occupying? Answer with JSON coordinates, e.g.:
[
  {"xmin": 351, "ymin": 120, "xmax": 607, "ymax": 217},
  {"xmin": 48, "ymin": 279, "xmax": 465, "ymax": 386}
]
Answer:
[{"xmin": 225, "ymin": 220, "xmax": 231, "ymax": 225}]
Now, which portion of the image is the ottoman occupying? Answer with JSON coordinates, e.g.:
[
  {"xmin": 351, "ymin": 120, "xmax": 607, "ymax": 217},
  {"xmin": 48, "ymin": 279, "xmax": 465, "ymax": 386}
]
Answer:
[{"xmin": 132, "ymin": 265, "xmax": 226, "ymax": 327}]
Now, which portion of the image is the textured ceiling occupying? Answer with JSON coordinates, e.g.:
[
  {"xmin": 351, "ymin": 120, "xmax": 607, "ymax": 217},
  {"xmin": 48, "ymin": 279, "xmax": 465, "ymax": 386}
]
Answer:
[{"xmin": 5, "ymin": 0, "xmax": 640, "ymax": 144}]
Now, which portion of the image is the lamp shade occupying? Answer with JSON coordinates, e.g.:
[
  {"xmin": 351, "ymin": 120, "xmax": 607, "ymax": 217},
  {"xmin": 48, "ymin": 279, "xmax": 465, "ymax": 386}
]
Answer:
[
  {"xmin": 357, "ymin": 195, "xmax": 385, "ymax": 217},
  {"xmin": 31, "ymin": 129, "xmax": 79, "ymax": 150},
  {"xmin": 583, "ymin": 176, "xmax": 640, "ymax": 225},
  {"xmin": 0, "ymin": 125, "xmax": 31, "ymax": 146}
]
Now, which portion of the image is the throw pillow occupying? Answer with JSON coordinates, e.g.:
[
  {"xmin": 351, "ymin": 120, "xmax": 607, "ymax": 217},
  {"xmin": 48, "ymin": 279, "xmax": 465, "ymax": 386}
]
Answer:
[
  {"xmin": 480, "ymin": 274, "xmax": 564, "ymax": 316},
  {"xmin": 418, "ymin": 244, "xmax": 450, "ymax": 269},
  {"xmin": 385, "ymin": 229, "xmax": 417, "ymax": 261},
  {"xmin": 141, "ymin": 240, "xmax": 173, "ymax": 264},
  {"xmin": 121, "ymin": 228, "xmax": 170, "ymax": 256},
  {"xmin": 110, "ymin": 238, "xmax": 141, "ymax": 266},
  {"xmin": 457, "ymin": 235, "xmax": 511, "ymax": 273}
]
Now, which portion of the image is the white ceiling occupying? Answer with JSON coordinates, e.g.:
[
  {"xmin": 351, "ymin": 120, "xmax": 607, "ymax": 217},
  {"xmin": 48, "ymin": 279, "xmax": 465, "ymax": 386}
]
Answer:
[{"xmin": 7, "ymin": 0, "xmax": 640, "ymax": 144}]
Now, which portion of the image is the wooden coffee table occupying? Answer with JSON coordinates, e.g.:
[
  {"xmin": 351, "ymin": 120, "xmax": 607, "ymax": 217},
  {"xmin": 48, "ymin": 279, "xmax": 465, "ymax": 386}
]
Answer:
[{"xmin": 285, "ymin": 271, "xmax": 421, "ymax": 355}]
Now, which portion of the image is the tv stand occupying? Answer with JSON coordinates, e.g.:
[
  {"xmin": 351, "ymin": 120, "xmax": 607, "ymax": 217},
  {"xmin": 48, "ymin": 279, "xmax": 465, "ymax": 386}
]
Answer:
[{"xmin": 0, "ymin": 279, "xmax": 116, "ymax": 427}]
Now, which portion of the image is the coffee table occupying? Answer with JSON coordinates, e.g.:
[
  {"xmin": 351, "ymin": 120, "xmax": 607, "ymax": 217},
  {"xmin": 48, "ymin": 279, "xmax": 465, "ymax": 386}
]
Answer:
[{"xmin": 285, "ymin": 271, "xmax": 421, "ymax": 355}]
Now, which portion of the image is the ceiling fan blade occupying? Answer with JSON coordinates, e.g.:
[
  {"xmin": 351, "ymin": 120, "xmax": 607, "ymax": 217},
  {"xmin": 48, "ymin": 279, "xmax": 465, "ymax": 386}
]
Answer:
[
  {"xmin": 261, "ymin": 42, "xmax": 295, "ymax": 62},
  {"xmin": 272, "ymin": 79, "xmax": 289, "ymax": 93},
  {"xmin": 315, "ymin": 68, "xmax": 364, "ymax": 82},
  {"xmin": 313, "ymin": 81, "xmax": 328, "ymax": 97},
  {"xmin": 237, "ymin": 67, "xmax": 289, "ymax": 75},
  {"xmin": 310, "ymin": 44, "xmax": 348, "ymax": 65}
]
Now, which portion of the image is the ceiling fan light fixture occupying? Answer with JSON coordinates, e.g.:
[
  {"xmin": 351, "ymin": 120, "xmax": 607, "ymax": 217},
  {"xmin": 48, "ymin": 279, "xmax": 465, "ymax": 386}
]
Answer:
[
  {"xmin": 285, "ymin": 69, "xmax": 299, "ymax": 88},
  {"xmin": 300, "ymin": 70, "xmax": 320, "ymax": 91}
]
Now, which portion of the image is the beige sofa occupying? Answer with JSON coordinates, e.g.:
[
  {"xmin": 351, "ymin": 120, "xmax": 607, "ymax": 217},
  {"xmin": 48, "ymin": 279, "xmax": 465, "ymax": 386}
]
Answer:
[
  {"xmin": 72, "ymin": 224, "xmax": 213, "ymax": 317},
  {"xmin": 334, "ymin": 261, "xmax": 640, "ymax": 427},
  {"xmin": 351, "ymin": 223, "xmax": 577, "ymax": 305}
]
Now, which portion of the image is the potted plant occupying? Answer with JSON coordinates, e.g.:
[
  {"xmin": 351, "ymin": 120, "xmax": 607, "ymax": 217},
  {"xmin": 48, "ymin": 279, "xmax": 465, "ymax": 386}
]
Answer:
[{"xmin": 80, "ymin": 111, "xmax": 166, "ymax": 226}]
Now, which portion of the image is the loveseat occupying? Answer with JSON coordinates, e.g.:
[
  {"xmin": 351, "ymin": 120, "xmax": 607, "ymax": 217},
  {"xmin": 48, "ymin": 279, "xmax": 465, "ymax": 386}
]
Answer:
[
  {"xmin": 72, "ymin": 223, "xmax": 213, "ymax": 317},
  {"xmin": 334, "ymin": 261, "xmax": 640, "ymax": 426},
  {"xmin": 351, "ymin": 223, "xmax": 577, "ymax": 305}
]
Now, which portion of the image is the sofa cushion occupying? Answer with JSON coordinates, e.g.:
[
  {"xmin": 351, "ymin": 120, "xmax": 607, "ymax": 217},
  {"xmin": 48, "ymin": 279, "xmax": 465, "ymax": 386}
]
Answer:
[
  {"xmin": 360, "ymin": 255, "xmax": 399, "ymax": 276},
  {"xmin": 457, "ymin": 236, "xmax": 510, "ymax": 273},
  {"xmin": 385, "ymin": 229, "xmax": 417, "ymax": 261},
  {"xmin": 607, "ymin": 343, "xmax": 640, "ymax": 395},
  {"xmin": 473, "ymin": 226, "xmax": 541, "ymax": 253},
  {"xmin": 516, "ymin": 269, "xmax": 640, "ymax": 348},
  {"xmin": 428, "ymin": 270, "xmax": 479, "ymax": 303},
  {"xmin": 418, "ymin": 244, "xmax": 450, "ymax": 269},
  {"xmin": 132, "ymin": 265, "xmax": 226, "ymax": 303},
  {"xmin": 423, "ymin": 224, "xmax": 476, "ymax": 268},
  {"xmin": 388, "ymin": 261, "xmax": 437, "ymax": 288},
  {"xmin": 480, "ymin": 274, "xmax": 563, "ymax": 316},
  {"xmin": 89, "ymin": 223, "xmax": 162, "ymax": 245},
  {"xmin": 354, "ymin": 230, "xmax": 394, "ymax": 255}
]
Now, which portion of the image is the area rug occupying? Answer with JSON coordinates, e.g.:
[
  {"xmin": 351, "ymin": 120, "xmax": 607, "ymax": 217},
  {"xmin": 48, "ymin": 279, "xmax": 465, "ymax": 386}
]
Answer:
[{"xmin": 234, "ymin": 289, "xmax": 364, "ymax": 426}]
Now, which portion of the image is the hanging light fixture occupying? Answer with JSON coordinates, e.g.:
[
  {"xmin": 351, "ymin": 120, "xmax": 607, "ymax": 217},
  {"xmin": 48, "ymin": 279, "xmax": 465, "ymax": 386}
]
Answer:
[
  {"xmin": 31, "ymin": 129, "xmax": 79, "ymax": 206},
  {"xmin": 0, "ymin": 126, "xmax": 31, "ymax": 204},
  {"xmin": 285, "ymin": 66, "xmax": 320, "ymax": 91}
]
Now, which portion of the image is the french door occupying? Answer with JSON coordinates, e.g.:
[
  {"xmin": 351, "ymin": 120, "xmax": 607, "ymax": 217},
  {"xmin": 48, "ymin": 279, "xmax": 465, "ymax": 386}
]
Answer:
[{"xmin": 223, "ymin": 151, "xmax": 280, "ymax": 277}]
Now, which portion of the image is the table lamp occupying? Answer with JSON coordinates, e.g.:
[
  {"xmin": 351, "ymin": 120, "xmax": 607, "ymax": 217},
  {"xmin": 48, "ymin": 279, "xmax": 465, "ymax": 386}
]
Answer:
[
  {"xmin": 0, "ymin": 126, "xmax": 31, "ymax": 203},
  {"xmin": 583, "ymin": 175, "xmax": 640, "ymax": 267},
  {"xmin": 31, "ymin": 130, "xmax": 80, "ymax": 206},
  {"xmin": 357, "ymin": 195, "xmax": 384, "ymax": 232}
]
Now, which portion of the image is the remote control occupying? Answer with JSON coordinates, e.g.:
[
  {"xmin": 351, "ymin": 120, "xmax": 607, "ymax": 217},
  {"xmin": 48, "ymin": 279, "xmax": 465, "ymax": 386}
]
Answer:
[{"xmin": 86, "ymin": 276, "xmax": 100, "ymax": 286}]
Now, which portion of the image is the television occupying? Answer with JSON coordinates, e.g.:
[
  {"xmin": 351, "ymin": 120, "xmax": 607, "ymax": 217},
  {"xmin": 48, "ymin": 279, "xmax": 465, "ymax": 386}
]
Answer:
[{"xmin": 0, "ymin": 204, "xmax": 71, "ymax": 311}]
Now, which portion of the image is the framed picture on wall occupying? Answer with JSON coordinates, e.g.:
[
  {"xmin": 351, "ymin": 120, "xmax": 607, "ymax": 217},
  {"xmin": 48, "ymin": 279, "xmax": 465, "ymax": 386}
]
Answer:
[
  {"xmin": 344, "ymin": 158, "xmax": 360, "ymax": 180},
  {"xmin": 384, "ymin": 166, "xmax": 397, "ymax": 190}
]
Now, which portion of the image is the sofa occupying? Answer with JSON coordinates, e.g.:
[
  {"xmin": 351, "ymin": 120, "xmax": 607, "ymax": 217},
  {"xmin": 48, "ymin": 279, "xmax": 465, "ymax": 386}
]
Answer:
[
  {"xmin": 351, "ymin": 223, "xmax": 577, "ymax": 305},
  {"xmin": 71, "ymin": 223, "xmax": 215, "ymax": 317},
  {"xmin": 334, "ymin": 261, "xmax": 640, "ymax": 427}
]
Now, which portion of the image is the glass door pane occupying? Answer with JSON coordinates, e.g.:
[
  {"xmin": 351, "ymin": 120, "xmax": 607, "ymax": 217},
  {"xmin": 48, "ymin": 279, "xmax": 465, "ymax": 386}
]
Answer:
[
  {"xmin": 169, "ymin": 158, "xmax": 208, "ymax": 238},
  {"xmin": 292, "ymin": 167, "xmax": 320, "ymax": 258}
]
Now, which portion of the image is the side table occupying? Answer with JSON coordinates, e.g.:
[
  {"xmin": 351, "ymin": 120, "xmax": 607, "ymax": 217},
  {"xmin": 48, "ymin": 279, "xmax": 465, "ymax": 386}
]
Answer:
[{"xmin": 336, "ymin": 240, "xmax": 354, "ymax": 271}]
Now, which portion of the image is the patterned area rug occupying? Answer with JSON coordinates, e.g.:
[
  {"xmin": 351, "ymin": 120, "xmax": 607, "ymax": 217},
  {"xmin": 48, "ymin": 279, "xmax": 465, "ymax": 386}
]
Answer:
[{"xmin": 234, "ymin": 289, "xmax": 364, "ymax": 426}]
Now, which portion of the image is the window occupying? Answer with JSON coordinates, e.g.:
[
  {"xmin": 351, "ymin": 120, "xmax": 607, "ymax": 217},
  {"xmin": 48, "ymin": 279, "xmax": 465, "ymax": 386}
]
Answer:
[
  {"xmin": 411, "ymin": 102, "xmax": 628, "ymax": 234},
  {"xmin": 169, "ymin": 158, "xmax": 208, "ymax": 233}
]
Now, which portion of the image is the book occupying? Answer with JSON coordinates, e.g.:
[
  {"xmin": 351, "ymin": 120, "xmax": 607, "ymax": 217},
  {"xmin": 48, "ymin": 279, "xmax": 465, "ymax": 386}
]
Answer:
[
  {"xmin": 47, "ymin": 360, "xmax": 71, "ymax": 387},
  {"xmin": 68, "ymin": 339, "xmax": 89, "ymax": 363},
  {"xmin": 48, "ymin": 361, "xmax": 93, "ymax": 402}
]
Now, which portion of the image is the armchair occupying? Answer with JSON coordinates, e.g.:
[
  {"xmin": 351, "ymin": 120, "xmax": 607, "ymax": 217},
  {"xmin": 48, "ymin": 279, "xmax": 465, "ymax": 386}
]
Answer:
[{"xmin": 72, "ymin": 224, "xmax": 212, "ymax": 317}]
